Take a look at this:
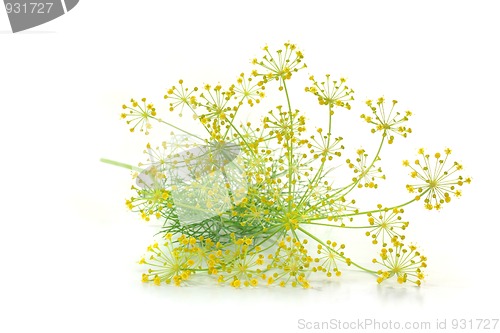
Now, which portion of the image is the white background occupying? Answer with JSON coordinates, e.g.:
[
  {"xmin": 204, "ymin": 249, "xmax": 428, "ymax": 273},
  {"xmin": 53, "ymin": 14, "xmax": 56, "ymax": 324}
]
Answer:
[{"xmin": 1, "ymin": 1, "xmax": 499, "ymax": 332}]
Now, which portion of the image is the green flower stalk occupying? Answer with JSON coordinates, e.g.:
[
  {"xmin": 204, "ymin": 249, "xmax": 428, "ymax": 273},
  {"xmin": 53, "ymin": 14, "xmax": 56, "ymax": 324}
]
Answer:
[{"xmin": 102, "ymin": 42, "xmax": 470, "ymax": 288}]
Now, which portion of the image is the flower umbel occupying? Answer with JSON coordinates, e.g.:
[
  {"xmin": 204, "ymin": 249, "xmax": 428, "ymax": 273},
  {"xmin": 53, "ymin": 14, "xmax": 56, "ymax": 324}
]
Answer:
[
  {"xmin": 306, "ymin": 74, "xmax": 354, "ymax": 110},
  {"xmin": 254, "ymin": 42, "xmax": 306, "ymax": 86},
  {"xmin": 365, "ymin": 206, "xmax": 408, "ymax": 246},
  {"xmin": 121, "ymin": 98, "xmax": 156, "ymax": 134},
  {"xmin": 373, "ymin": 237, "xmax": 426, "ymax": 286},
  {"xmin": 404, "ymin": 148, "xmax": 471, "ymax": 210},
  {"xmin": 361, "ymin": 98, "xmax": 412, "ymax": 144}
]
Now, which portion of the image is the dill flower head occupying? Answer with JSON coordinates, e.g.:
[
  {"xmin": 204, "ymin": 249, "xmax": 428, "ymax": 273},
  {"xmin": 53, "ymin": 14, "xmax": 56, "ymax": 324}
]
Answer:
[
  {"xmin": 268, "ymin": 235, "xmax": 312, "ymax": 288},
  {"xmin": 229, "ymin": 72, "xmax": 266, "ymax": 107},
  {"xmin": 404, "ymin": 148, "xmax": 471, "ymax": 210},
  {"xmin": 346, "ymin": 149, "xmax": 385, "ymax": 189},
  {"xmin": 361, "ymin": 98, "xmax": 412, "ymax": 144},
  {"xmin": 216, "ymin": 234, "xmax": 266, "ymax": 288},
  {"xmin": 121, "ymin": 98, "xmax": 156, "ymax": 134},
  {"xmin": 313, "ymin": 240, "xmax": 346, "ymax": 278},
  {"xmin": 164, "ymin": 80, "xmax": 198, "ymax": 117},
  {"xmin": 140, "ymin": 234, "xmax": 199, "ymax": 286},
  {"xmin": 254, "ymin": 42, "xmax": 306, "ymax": 86},
  {"xmin": 373, "ymin": 237, "xmax": 426, "ymax": 286},
  {"xmin": 365, "ymin": 206, "xmax": 408, "ymax": 246},
  {"xmin": 305, "ymin": 74, "xmax": 354, "ymax": 110}
]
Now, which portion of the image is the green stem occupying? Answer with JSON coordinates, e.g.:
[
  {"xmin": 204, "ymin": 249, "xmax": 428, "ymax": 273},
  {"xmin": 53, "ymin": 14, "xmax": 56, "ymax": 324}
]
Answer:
[
  {"xmin": 297, "ymin": 106, "xmax": 334, "ymax": 209},
  {"xmin": 282, "ymin": 79, "xmax": 294, "ymax": 213},
  {"xmin": 228, "ymin": 121, "xmax": 258, "ymax": 159},
  {"xmin": 301, "ymin": 132, "xmax": 386, "ymax": 217},
  {"xmin": 336, "ymin": 131, "xmax": 386, "ymax": 199},
  {"xmin": 297, "ymin": 226, "xmax": 377, "ymax": 275},
  {"xmin": 222, "ymin": 96, "xmax": 246, "ymax": 141},
  {"xmin": 150, "ymin": 116, "xmax": 205, "ymax": 141},
  {"xmin": 309, "ymin": 188, "xmax": 430, "ymax": 221},
  {"xmin": 250, "ymin": 225, "xmax": 285, "ymax": 253},
  {"xmin": 303, "ymin": 221, "xmax": 373, "ymax": 229},
  {"xmin": 100, "ymin": 158, "xmax": 143, "ymax": 172}
]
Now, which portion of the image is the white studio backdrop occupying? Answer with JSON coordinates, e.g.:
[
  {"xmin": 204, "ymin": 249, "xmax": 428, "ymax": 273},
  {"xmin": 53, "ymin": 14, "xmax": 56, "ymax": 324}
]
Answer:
[{"xmin": 1, "ymin": 1, "xmax": 499, "ymax": 332}]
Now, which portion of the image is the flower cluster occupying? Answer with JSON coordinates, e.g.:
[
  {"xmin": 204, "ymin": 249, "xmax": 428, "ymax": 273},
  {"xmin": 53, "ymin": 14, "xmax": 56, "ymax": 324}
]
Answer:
[
  {"xmin": 103, "ymin": 43, "xmax": 470, "ymax": 287},
  {"xmin": 361, "ymin": 98, "xmax": 412, "ymax": 144},
  {"xmin": 372, "ymin": 236, "xmax": 427, "ymax": 286},
  {"xmin": 403, "ymin": 148, "xmax": 471, "ymax": 210},
  {"xmin": 121, "ymin": 98, "xmax": 157, "ymax": 134}
]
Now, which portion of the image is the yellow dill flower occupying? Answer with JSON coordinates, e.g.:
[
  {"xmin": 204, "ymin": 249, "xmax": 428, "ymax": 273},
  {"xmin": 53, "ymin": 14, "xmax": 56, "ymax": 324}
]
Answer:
[
  {"xmin": 346, "ymin": 148, "xmax": 385, "ymax": 189},
  {"xmin": 365, "ymin": 207, "xmax": 409, "ymax": 246},
  {"xmin": 305, "ymin": 74, "xmax": 354, "ymax": 110},
  {"xmin": 373, "ymin": 237, "xmax": 426, "ymax": 286},
  {"xmin": 404, "ymin": 148, "xmax": 470, "ymax": 210},
  {"xmin": 198, "ymin": 84, "xmax": 233, "ymax": 121},
  {"xmin": 268, "ymin": 235, "xmax": 312, "ymax": 288},
  {"xmin": 308, "ymin": 134, "xmax": 344, "ymax": 162},
  {"xmin": 164, "ymin": 80, "xmax": 199, "ymax": 117},
  {"xmin": 360, "ymin": 98, "xmax": 412, "ymax": 144},
  {"xmin": 214, "ymin": 235, "xmax": 266, "ymax": 287},
  {"xmin": 229, "ymin": 72, "xmax": 266, "ymax": 107},
  {"xmin": 140, "ymin": 235, "xmax": 200, "ymax": 286},
  {"xmin": 313, "ymin": 240, "xmax": 346, "ymax": 278},
  {"xmin": 121, "ymin": 98, "xmax": 156, "ymax": 135},
  {"xmin": 254, "ymin": 42, "xmax": 306, "ymax": 83}
]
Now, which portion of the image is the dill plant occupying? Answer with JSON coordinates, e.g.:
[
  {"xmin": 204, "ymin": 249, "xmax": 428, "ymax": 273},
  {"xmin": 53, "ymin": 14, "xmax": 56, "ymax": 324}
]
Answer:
[{"xmin": 102, "ymin": 42, "xmax": 470, "ymax": 288}]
